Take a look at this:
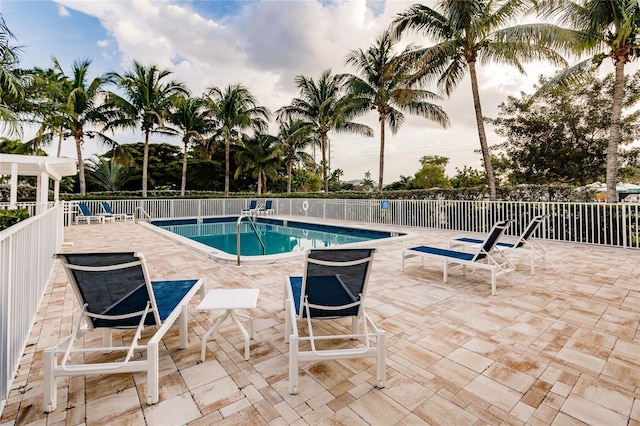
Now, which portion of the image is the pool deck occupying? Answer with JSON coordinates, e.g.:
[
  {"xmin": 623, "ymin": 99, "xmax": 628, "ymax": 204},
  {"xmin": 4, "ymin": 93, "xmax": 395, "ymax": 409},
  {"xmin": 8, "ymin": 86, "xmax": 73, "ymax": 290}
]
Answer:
[{"xmin": 1, "ymin": 218, "xmax": 639, "ymax": 425}]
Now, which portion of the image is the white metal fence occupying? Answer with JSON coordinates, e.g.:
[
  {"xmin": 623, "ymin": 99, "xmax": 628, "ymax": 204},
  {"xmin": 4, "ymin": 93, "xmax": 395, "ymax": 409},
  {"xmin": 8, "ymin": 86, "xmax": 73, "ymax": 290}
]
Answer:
[
  {"xmin": 0, "ymin": 205, "xmax": 62, "ymax": 415},
  {"xmin": 70, "ymin": 198, "xmax": 640, "ymax": 249}
]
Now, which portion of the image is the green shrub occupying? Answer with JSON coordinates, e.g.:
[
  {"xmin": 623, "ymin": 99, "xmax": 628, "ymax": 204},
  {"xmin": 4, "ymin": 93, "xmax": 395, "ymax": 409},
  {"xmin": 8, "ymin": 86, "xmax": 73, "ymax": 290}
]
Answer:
[{"xmin": 0, "ymin": 208, "xmax": 30, "ymax": 231}]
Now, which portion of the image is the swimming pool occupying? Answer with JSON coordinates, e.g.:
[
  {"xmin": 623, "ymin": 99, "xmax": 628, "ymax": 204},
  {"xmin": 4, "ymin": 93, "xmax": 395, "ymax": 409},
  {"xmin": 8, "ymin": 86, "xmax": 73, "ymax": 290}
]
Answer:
[{"xmin": 146, "ymin": 216, "xmax": 407, "ymax": 263}]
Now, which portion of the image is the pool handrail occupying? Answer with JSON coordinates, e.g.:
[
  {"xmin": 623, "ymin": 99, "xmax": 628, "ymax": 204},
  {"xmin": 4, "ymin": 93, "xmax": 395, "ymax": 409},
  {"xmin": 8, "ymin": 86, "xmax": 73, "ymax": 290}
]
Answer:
[{"xmin": 236, "ymin": 214, "xmax": 266, "ymax": 265}]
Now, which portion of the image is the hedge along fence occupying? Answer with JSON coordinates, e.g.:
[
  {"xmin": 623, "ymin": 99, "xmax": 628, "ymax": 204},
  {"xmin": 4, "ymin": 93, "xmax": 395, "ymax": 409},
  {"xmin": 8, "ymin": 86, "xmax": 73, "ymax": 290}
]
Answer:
[
  {"xmin": 52, "ymin": 184, "xmax": 599, "ymax": 202},
  {"xmin": 0, "ymin": 209, "xmax": 29, "ymax": 231}
]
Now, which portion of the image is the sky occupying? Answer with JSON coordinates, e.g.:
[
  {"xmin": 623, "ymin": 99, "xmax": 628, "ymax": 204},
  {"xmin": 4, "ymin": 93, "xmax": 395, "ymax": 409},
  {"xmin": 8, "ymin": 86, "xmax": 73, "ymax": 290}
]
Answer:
[{"xmin": 0, "ymin": 0, "xmax": 632, "ymax": 183}]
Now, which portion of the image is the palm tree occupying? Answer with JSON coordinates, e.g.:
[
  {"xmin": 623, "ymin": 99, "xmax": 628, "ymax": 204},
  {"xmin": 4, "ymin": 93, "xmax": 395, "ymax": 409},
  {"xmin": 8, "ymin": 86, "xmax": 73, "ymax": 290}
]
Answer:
[
  {"xmin": 106, "ymin": 61, "xmax": 188, "ymax": 197},
  {"xmin": 31, "ymin": 58, "xmax": 115, "ymax": 194},
  {"xmin": 167, "ymin": 95, "xmax": 210, "ymax": 196},
  {"xmin": 536, "ymin": 0, "xmax": 640, "ymax": 202},
  {"xmin": 234, "ymin": 133, "xmax": 282, "ymax": 194},
  {"xmin": 204, "ymin": 84, "xmax": 270, "ymax": 195},
  {"xmin": 392, "ymin": 1, "xmax": 568, "ymax": 200},
  {"xmin": 346, "ymin": 30, "xmax": 450, "ymax": 192},
  {"xmin": 0, "ymin": 15, "xmax": 25, "ymax": 136},
  {"xmin": 277, "ymin": 118, "xmax": 316, "ymax": 194},
  {"xmin": 277, "ymin": 69, "xmax": 373, "ymax": 193},
  {"xmin": 85, "ymin": 156, "xmax": 132, "ymax": 192}
]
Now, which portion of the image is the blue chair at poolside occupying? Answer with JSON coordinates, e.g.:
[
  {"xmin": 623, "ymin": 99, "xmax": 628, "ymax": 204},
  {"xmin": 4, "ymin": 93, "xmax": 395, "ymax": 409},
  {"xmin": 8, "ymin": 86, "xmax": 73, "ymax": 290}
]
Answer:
[
  {"xmin": 43, "ymin": 252, "xmax": 205, "ymax": 412},
  {"xmin": 257, "ymin": 199, "xmax": 274, "ymax": 215},
  {"xmin": 401, "ymin": 220, "xmax": 515, "ymax": 296},
  {"xmin": 101, "ymin": 201, "xmax": 134, "ymax": 221},
  {"xmin": 241, "ymin": 199, "xmax": 259, "ymax": 214},
  {"xmin": 76, "ymin": 202, "xmax": 113, "ymax": 224},
  {"xmin": 284, "ymin": 248, "xmax": 385, "ymax": 394},
  {"xmin": 449, "ymin": 215, "xmax": 547, "ymax": 274}
]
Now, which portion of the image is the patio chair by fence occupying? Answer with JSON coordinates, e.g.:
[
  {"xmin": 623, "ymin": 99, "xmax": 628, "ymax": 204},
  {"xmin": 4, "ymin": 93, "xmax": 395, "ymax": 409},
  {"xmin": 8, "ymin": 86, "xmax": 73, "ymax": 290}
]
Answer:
[
  {"xmin": 449, "ymin": 214, "xmax": 548, "ymax": 274},
  {"xmin": 76, "ymin": 202, "xmax": 112, "ymax": 224},
  {"xmin": 283, "ymin": 248, "xmax": 385, "ymax": 394},
  {"xmin": 401, "ymin": 220, "xmax": 515, "ymax": 296},
  {"xmin": 241, "ymin": 199, "xmax": 259, "ymax": 214},
  {"xmin": 43, "ymin": 252, "xmax": 205, "ymax": 412},
  {"xmin": 101, "ymin": 201, "xmax": 134, "ymax": 221}
]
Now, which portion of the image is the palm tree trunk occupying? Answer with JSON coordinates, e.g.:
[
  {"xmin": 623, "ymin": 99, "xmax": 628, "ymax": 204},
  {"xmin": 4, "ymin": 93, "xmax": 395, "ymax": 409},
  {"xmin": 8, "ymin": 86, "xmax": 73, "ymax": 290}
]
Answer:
[
  {"xmin": 257, "ymin": 172, "xmax": 262, "ymax": 195},
  {"xmin": 57, "ymin": 130, "xmax": 63, "ymax": 157},
  {"xmin": 75, "ymin": 136, "xmax": 86, "ymax": 195},
  {"xmin": 606, "ymin": 60, "xmax": 625, "ymax": 203},
  {"xmin": 378, "ymin": 116, "xmax": 386, "ymax": 192},
  {"xmin": 469, "ymin": 61, "xmax": 497, "ymax": 201},
  {"xmin": 181, "ymin": 140, "xmax": 188, "ymax": 197},
  {"xmin": 224, "ymin": 140, "xmax": 230, "ymax": 195},
  {"xmin": 142, "ymin": 130, "xmax": 150, "ymax": 197},
  {"xmin": 321, "ymin": 132, "xmax": 328, "ymax": 193},
  {"xmin": 287, "ymin": 160, "xmax": 293, "ymax": 194}
]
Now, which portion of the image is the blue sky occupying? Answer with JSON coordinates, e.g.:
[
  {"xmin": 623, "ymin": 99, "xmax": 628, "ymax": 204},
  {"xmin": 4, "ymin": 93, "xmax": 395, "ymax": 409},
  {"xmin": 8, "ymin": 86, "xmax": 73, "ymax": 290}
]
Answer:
[{"xmin": 1, "ymin": 0, "xmax": 626, "ymax": 183}]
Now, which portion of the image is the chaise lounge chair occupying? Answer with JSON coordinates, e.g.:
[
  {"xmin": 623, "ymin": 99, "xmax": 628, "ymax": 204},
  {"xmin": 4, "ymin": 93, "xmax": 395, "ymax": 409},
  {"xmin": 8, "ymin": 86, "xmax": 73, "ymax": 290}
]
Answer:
[
  {"xmin": 101, "ymin": 201, "xmax": 134, "ymax": 221},
  {"xmin": 43, "ymin": 252, "xmax": 205, "ymax": 412},
  {"xmin": 401, "ymin": 220, "xmax": 515, "ymax": 296},
  {"xmin": 257, "ymin": 199, "xmax": 274, "ymax": 215},
  {"xmin": 76, "ymin": 202, "xmax": 113, "ymax": 224},
  {"xmin": 449, "ymin": 214, "xmax": 547, "ymax": 274},
  {"xmin": 284, "ymin": 248, "xmax": 385, "ymax": 394},
  {"xmin": 241, "ymin": 199, "xmax": 259, "ymax": 215}
]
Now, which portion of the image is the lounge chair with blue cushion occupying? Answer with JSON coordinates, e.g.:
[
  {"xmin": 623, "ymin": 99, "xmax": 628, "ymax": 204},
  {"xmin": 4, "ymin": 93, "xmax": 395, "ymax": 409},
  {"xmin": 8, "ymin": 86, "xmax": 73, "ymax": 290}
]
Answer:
[
  {"xmin": 101, "ymin": 201, "xmax": 134, "ymax": 221},
  {"xmin": 401, "ymin": 220, "xmax": 515, "ymax": 296},
  {"xmin": 284, "ymin": 248, "xmax": 385, "ymax": 394},
  {"xmin": 257, "ymin": 199, "xmax": 274, "ymax": 215},
  {"xmin": 449, "ymin": 214, "xmax": 547, "ymax": 274},
  {"xmin": 43, "ymin": 252, "xmax": 205, "ymax": 412},
  {"xmin": 76, "ymin": 202, "xmax": 112, "ymax": 224},
  {"xmin": 241, "ymin": 199, "xmax": 259, "ymax": 214}
]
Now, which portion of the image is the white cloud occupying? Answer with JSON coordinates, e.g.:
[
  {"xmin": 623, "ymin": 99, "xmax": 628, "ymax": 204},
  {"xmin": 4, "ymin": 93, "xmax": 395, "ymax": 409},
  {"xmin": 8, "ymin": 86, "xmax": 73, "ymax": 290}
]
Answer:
[{"xmin": 56, "ymin": 4, "xmax": 70, "ymax": 17}]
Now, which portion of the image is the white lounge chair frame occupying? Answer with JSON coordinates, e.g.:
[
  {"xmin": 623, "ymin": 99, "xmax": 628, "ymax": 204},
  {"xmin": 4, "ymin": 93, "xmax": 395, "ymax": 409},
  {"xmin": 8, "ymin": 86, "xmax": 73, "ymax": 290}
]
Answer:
[
  {"xmin": 101, "ymin": 201, "xmax": 134, "ymax": 221},
  {"xmin": 43, "ymin": 252, "xmax": 205, "ymax": 413},
  {"xmin": 401, "ymin": 220, "xmax": 515, "ymax": 296},
  {"xmin": 75, "ymin": 202, "xmax": 107, "ymax": 224},
  {"xmin": 449, "ymin": 214, "xmax": 548, "ymax": 274},
  {"xmin": 284, "ymin": 248, "xmax": 385, "ymax": 395}
]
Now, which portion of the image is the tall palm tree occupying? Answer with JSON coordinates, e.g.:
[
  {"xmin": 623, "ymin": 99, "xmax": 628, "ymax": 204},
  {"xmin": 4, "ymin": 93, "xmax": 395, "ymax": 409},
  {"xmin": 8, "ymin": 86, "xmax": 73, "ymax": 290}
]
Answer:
[
  {"xmin": 167, "ymin": 95, "xmax": 210, "ymax": 196},
  {"xmin": 277, "ymin": 69, "xmax": 374, "ymax": 193},
  {"xmin": 346, "ymin": 30, "xmax": 450, "ymax": 192},
  {"xmin": 27, "ymin": 67, "xmax": 68, "ymax": 156},
  {"xmin": 32, "ymin": 58, "xmax": 115, "ymax": 194},
  {"xmin": 536, "ymin": 0, "xmax": 640, "ymax": 202},
  {"xmin": 277, "ymin": 118, "xmax": 316, "ymax": 194},
  {"xmin": 392, "ymin": 0, "xmax": 568, "ymax": 200},
  {"xmin": 204, "ymin": 84, "xmax": 270, "ymax": 195},
  {"xmin": 106, "ymin": 61, "xmax": 188, "ymax": 197},
  {"xmin": 234, "ymin": 133, "xmax": 282, "ymax": 194}
]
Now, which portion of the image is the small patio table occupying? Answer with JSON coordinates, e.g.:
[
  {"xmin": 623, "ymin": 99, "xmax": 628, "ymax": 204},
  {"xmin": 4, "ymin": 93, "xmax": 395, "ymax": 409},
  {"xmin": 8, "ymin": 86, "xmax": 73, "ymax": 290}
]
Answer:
[{"xmin": 197, "ymin": 288, "xmax": 259, "ymax": 361}]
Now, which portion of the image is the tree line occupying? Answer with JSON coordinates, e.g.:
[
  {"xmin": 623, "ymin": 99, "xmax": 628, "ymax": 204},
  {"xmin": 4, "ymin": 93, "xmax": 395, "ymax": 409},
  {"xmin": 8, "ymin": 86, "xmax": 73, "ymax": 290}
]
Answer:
[{"xmin": 1, "ymin": 1, "xmax": 639, "ymax": 201}]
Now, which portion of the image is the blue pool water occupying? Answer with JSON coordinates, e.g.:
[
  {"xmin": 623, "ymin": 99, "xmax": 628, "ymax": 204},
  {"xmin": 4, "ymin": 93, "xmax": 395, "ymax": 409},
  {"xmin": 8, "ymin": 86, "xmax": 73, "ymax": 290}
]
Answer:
[{"xmin": 151, "ymin": 216, "xmax": 404, "ymax": 256}]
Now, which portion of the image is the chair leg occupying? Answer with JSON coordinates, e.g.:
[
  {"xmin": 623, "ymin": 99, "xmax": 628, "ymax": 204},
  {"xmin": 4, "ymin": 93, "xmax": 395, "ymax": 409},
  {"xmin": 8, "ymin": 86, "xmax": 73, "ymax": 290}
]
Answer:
[
  {"xmin": 147, "ymin": 342, "xmax": 159, "ymax": 405},
  {"xmin": 179, "ymin": 304, "xmax": 188, "ymax": 349},
  {"xmin": 284, "ymin": 300, "xmax": 291, "ymax": 343},
  {"xmin": 352, "ymin": 316, "xmax": 359, "ymax": 336},
  {"xmin": 289, "ymin": 335, "xmax": 299, "ymax": 394},
  {"xmin": 43, "ymin": 348, "xmax": 57, "ymax": 412},
  {"xmin": 377, "ymin": 331, "xmax": 386, "ymax": 388},
  {"xmin": 443, "ymin": 260, "xmax": 448, "ymax": 283},
  {"xmin": 102, "ymin": 329, "xmax": 112, "ymax": 353}
]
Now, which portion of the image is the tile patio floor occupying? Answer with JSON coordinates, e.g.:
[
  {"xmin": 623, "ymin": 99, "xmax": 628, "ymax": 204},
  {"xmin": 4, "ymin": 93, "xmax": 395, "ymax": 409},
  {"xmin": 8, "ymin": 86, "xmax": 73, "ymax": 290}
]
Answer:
[{"xmin": 1, "ymin": 218, "xmax": 639, "ymax": 425}]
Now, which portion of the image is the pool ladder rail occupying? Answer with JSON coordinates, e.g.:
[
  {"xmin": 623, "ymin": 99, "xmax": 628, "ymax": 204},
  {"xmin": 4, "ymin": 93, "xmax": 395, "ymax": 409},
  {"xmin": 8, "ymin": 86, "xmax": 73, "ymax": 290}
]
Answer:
[{"xmin": 237, "ymin": 214, "xmax": 266, "ymax": 265}]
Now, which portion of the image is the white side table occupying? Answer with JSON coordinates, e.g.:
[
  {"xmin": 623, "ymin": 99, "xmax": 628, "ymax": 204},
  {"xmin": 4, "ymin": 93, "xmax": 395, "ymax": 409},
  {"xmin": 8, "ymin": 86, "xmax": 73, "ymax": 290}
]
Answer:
[{"xmin": 197, "ymin": 288, "xmax": 259, "ymax": 361}]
